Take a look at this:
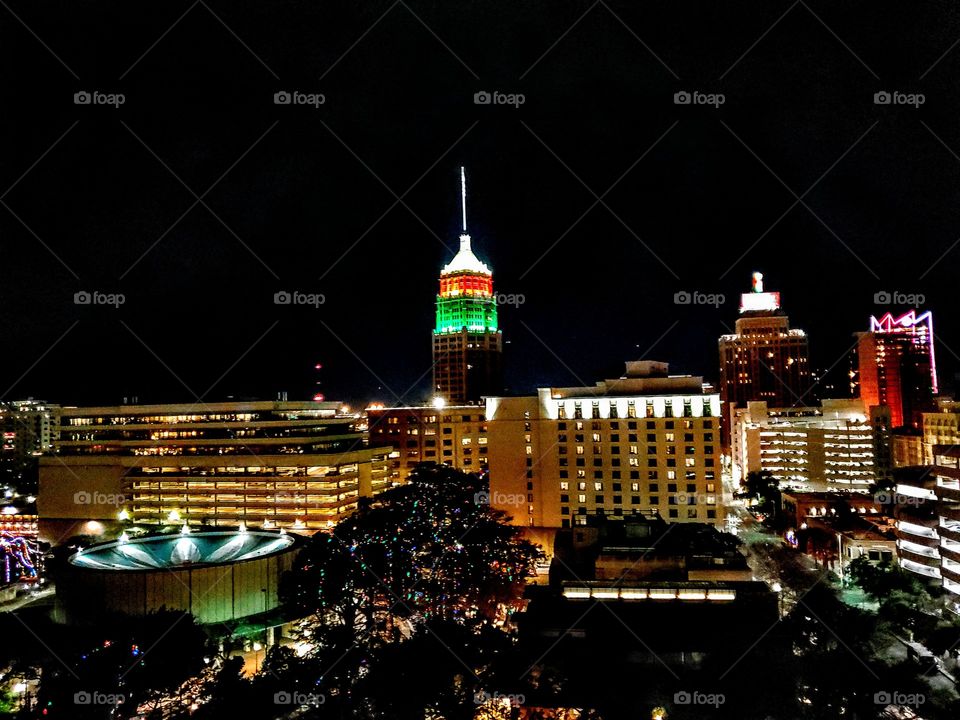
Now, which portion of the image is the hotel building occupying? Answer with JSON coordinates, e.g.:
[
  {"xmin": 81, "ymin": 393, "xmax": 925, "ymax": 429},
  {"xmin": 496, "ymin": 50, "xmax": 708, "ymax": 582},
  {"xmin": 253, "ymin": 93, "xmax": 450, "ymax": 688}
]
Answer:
[
  {"xmin": 367, "ymin": 404, "xmax": 489, "ymax": 482},
  {"xmin": 718, "ymin": 273, "xmax": 812, "ymax": 448},
  {"xmin": 731, "ymin": 399, "xmax": 875, "ymax": 491},
  {"xmin": 485, "ymin": 361, "xmax": 723, "ymax": 529},
  {"xmin": 37, "ymin": 401, "xmax": 390, "ymax": 543}
]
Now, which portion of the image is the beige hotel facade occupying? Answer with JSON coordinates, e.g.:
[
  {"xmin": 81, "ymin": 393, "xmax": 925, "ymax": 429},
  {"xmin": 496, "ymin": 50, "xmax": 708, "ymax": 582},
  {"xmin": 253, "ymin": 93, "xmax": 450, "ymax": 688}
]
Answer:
[{"xmin": 485, "ymin": 362, "xmax": 723, "ymax": 529}]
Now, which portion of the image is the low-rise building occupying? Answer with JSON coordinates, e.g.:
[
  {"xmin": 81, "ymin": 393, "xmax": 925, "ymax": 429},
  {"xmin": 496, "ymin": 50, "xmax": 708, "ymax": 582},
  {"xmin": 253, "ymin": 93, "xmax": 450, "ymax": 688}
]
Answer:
[
  {"xmin": 38, "ymin": 401, "xmax": 390, "ymax": 543},
  {"xmin": 780, "ymin": 491, "xmax": 882, "ymax": 529},
  {"xmin": 366, "ymin": 404, "xmax": 488, "ymax": 482}
]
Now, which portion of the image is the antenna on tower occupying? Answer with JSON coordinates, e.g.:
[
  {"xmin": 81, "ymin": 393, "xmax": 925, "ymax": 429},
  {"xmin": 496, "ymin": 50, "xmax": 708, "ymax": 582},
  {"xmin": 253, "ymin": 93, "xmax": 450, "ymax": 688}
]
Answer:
[{"xmin": 460, "ymin": 166, "xmax": 467, "ymax": 233}]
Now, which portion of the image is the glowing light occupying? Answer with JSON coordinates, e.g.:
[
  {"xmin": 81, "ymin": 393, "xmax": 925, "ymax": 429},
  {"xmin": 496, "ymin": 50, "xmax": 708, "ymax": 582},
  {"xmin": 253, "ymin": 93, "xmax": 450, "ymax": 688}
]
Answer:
[
  {"xmin": 117, "ymin": 509, "xmax": 130, "ymax": 521},
  {"xmin": 313, "ymin": 393, "xmax": 325, "ymax": 402},
  {"xmin": 84, "ymin": 521, "xmax": 104, "ymax": 534},
  {"xmin": 752, "ymin": 271, "xmax": 764, "ymax": 293},
  {"xmin": 180, "ymin": 523, "xmax": 191, "ymax": 535},
  {"xmin": 239, "ymin": 521, "xmax": 247, "ymax": 533},
  {"xmin": 432, "ymin": 396, "xmax": 446, "ymax": 410},
  {"xmin": 167, "ymin": 509, "xmax": 181, "ymax": 523},
  {"xmin": 460, "ymin": 166, "xmax": 467, "ymax": 232},
  {"xmin": 119, "ymin": 532, "xmax": 129, "ymax": 544},
  {"xmin": 868, "ymin": 310, "xmax": 938, "ymax": 394}
]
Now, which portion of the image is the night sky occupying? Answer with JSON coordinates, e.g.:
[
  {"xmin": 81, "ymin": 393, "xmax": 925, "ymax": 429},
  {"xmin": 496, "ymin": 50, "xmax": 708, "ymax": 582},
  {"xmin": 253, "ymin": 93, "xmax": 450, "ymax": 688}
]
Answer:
[{"xmin": 3, "ymin": 1, "xmax": 960, "ymax": 408}]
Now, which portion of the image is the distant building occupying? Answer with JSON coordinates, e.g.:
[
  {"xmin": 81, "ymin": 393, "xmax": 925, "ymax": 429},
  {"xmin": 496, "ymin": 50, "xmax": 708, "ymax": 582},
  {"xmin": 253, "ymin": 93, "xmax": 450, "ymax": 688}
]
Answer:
[
  {"xmin": 780, "ymin": 491, "xmax": 883, "ymax": 529},
  {"xmin": 367, "ymin": 404, "xmax": 489, "ymax": 482},
  {"xmin": 0, "ymin": 399, "xmax": 59, "ymax": 485},
  {"xmin": 432, "ymin": 169, "xmax": 502, "ymax": 404},
  {"xmin": 37, "ymin": 401, "xmax": 390, "ymax": 543},
  {"xmin": 718, "ymin": 273, "xmax": 812, "ymax": 447},
  {"xmin": 921, "ymin": 398, "xmax": 960, "ymax": 464},
  {"xmin": 486, "ymin": 361, "xmax": 723, "ymax": 529},
  {"xmin": 857, "ymin": 310, "xmax": 937, "ymax": 429},
  {"xmin": 731, "ymin": 399, "xmax": 875, "ymax": 491}
]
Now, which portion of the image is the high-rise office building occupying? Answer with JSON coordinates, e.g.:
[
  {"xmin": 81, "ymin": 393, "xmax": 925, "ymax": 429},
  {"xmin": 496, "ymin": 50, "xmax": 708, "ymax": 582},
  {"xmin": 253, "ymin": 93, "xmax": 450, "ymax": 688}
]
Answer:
[
  {"xmin": 486, "ymin": 361, "xmax": 723, "ymax": 529},
  {"xmin": 857, "ymin": 310, "xmax": 937, "ymax": 429},
  {"xmin": 432, "ymin": 168, "xmax": 502, "ymax": 404},
  {"xmin": 718, "ymin": 273, "xmax": 812, "ymax": 446}
]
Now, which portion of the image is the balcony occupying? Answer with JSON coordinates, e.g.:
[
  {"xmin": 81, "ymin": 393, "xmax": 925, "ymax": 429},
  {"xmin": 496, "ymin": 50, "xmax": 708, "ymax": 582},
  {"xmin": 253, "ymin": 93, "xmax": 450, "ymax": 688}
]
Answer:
[
  {"xmin": 938, "ymin": 483, "xmax": 960, "ymax": 503},
  {"xmin": 939, "ymin": 522, "xmax": 960, "ymax": 544},
  {"xmin": 941, "ymin": 563, "xmax": 960, "ymax": 585},
  {"xmin": 940, "ymin": 544, "xmax": 960, "ymax": 565},
  {"xmin": 900, "ymin": 558, "xmax": 942, "ymax": 579},
  {"xmin": 897, "ymin": 543, "xmax": 940, "ymax": 567}
]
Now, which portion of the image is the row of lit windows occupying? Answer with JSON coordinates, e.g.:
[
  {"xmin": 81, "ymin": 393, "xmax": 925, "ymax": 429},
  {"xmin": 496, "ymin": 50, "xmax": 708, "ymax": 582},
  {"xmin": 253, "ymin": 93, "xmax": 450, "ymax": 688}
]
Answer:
[
  {"xmin": 559, "ymin": 494, "xmax": 717, "ymax": 506},
  {"xmin": 556, "ymin": 420, "xmax": 713, "ymax": 431}
]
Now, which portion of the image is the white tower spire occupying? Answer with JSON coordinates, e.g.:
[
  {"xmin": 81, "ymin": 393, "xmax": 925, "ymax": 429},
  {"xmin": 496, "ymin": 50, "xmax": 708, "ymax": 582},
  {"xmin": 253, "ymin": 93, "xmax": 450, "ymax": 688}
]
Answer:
[{"xmin": 460, "ymin": 166, "xmax": 467, "ymax": 233}]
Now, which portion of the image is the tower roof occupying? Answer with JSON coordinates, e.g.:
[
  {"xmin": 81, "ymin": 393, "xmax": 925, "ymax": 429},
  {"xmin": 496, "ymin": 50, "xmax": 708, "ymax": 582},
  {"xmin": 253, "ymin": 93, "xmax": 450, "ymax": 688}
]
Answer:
[{"xmin": 441, "ymin": 234, "xmax": 491, "ymax": 276}]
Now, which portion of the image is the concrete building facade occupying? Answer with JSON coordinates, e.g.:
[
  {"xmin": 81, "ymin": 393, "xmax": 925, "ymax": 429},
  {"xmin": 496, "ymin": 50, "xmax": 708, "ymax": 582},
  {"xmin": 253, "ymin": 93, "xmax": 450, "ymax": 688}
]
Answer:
[
  {"xmin": 731, "ymin": 399, "xmax": 875, "ymax": 491},
  {"xmin": 38, "ymin": 401, "xmax": 390, "ymax": 543}
]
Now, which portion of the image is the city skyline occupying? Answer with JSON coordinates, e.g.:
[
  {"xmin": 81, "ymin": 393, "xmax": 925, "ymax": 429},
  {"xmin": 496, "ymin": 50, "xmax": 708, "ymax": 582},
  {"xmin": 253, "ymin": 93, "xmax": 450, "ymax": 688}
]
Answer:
[{"xmin": 6, "ymin": 2, "xmax": 960, "ymax": 410}]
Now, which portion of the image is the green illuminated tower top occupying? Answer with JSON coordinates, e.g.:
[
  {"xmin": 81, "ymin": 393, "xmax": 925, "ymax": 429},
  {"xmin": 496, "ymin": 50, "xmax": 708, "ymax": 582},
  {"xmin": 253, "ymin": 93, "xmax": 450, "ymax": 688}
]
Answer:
[{"xmin": 434, "ymin": 168, "xmax": 498, "ymax": 334}]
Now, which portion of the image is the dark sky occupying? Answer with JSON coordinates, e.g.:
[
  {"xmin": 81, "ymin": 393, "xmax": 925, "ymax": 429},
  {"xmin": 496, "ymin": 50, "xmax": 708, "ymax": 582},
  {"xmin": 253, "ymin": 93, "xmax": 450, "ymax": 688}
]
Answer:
[{"xmin": 3, "ymin": 1, "xmax": 960, "ymax": 408}]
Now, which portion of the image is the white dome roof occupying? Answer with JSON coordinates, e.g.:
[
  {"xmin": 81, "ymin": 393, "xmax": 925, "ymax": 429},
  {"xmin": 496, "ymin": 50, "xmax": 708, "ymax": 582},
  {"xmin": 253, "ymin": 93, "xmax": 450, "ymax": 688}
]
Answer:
[{"xmin": 441, "ymin": 234, "xmax": 491, "ymax": 275}]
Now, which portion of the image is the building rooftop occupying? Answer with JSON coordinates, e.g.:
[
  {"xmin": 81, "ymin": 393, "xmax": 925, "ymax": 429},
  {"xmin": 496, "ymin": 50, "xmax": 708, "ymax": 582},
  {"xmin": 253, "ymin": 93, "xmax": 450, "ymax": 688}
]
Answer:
[
  {"xmin": 440, "ymin": 234, "xmax": 491, "ymax": 275},
  {"xmin": 69, "ymin": 530, "xmax": 296, "ymax": 571}
]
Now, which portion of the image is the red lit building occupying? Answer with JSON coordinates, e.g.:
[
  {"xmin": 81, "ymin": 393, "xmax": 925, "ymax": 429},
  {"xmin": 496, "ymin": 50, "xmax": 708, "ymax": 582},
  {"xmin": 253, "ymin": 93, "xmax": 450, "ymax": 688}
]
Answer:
[{"xmin": 857, "ymin": 311, "xmax": 937, "ymax": 429}]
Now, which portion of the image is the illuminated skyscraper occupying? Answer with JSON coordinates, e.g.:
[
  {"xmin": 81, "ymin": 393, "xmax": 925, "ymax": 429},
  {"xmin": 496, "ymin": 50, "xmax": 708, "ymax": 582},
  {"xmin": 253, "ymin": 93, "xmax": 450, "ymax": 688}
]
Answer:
[
  {"xmin": 432, "ymin": 168, "xmax": 503, "ymax": 404},
  {"xmin": 718, "ymin": 273, "xmax": 813, "ymax": 444},
  {"xmin": 857, "ymin": 310, "xmax": 937, "ymax": 429}
]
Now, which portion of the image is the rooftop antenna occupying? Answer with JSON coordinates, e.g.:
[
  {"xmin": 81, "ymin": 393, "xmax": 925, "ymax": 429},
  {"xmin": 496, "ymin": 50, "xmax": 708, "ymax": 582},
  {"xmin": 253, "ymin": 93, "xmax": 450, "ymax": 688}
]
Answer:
[{"xmin": 460, "ymin": 166, "xmax": 467, "ymax": 233}]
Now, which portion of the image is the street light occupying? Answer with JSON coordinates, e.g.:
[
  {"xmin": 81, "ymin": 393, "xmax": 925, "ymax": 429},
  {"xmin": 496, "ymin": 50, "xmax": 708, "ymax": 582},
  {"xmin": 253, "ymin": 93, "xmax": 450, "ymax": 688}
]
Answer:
[
  {"xmin": 432, "ymin": 396, "xmax": 446, "ymax": 410},
  {"xmin": 837, "ymin": 532, "xmax": 844, "ymax": 587}
]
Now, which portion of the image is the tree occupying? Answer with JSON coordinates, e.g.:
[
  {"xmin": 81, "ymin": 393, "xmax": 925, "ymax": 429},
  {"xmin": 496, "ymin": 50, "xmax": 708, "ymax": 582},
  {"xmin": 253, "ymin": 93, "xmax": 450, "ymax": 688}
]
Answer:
[
  {"xmin": 275, "ymin": 465, "xmax": 543, "ymax": 718},
  {"xmin": 741, "ymin": 470, "xmax": 781, "ymax": 521}
]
